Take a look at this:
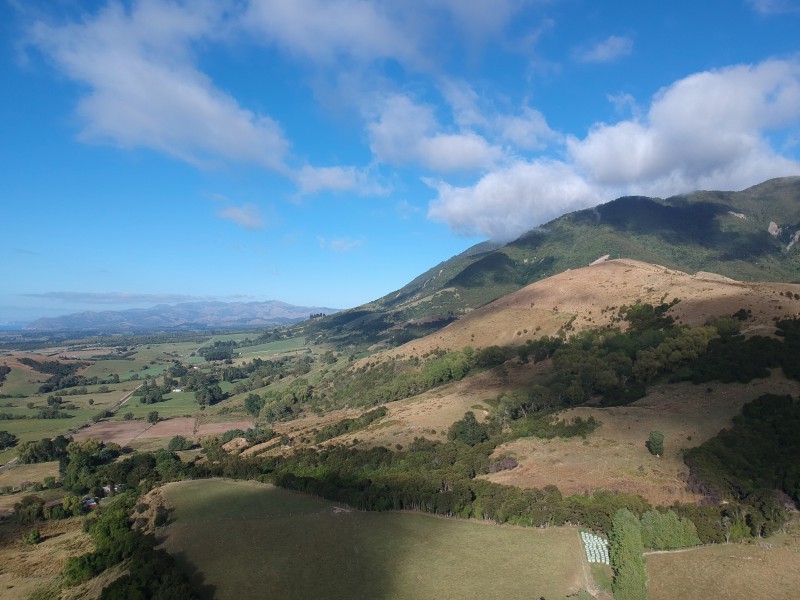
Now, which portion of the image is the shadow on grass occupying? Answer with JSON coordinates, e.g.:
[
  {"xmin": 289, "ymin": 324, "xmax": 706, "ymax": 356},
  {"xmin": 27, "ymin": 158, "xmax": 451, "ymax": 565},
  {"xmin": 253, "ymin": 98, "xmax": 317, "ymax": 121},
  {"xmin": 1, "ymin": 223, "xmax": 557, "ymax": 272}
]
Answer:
[
  {"xmin": 163, "ymin": 481, "xmax": 401, "ymax": 600},
  {"xmin": 170, "ymin": 550, "xmax": 217, "ymax": 600}
]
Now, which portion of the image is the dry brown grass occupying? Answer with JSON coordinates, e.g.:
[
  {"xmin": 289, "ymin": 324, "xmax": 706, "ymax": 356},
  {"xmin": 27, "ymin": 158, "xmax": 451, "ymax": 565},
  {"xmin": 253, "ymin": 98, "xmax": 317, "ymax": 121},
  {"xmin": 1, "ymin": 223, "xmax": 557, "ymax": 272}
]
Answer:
[
  {"xmin": 383, "ymin": 259, "xmax": 800, "ymax": 358},
  {"xmin": 0, "ymin": 462, "xmax": 60, "ymax": 490},
  {"xmin": 484, "ymin": 371, "xmax": 799, "ymax": 506},
  {"xmin": 646, "ymin": 525, "xmax": 800, "ymax": 600},
  {"xmin": 245, "ymin": 360, "xmax": 547, "ymax": 454},
  {"xmin": 0, "ymin": 517, "xmax": 92, "ymax": 600}
]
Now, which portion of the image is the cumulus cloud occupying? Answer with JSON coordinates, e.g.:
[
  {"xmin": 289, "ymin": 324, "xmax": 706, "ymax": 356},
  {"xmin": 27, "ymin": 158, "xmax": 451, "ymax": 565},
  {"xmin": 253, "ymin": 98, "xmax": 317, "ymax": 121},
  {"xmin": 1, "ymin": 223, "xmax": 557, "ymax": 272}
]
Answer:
[
  {"xmin": 573, "ymin": 35, "xmax": 633, "ymax": 63},
  {"xmin": 367, "ymin": 93, "xmax": 502, "ymax": 171},
  {"xmin": 429, "ymin": 59, "xmax": 800, "ymax": 240},
  {"xmin": 27, "ymin": 1, "xmax": 290, "ymax": 171},
  {"xmin": 427, "ymin": 160, "xmax": 603, "ymax": 240},
  {"xmin": 217, "ymin": 203, "xmax": 265, "ymax": 229},
  {"xmin": 440, "ymin": 80, "xmax": 558, "ymax": 151},
  {"xmin": 497, "ymin": 106, "xmax": 558, "ymax": 150},
  {"xmin": 567, "ymin": 59, "xmax": 800, "ymax": 193}
]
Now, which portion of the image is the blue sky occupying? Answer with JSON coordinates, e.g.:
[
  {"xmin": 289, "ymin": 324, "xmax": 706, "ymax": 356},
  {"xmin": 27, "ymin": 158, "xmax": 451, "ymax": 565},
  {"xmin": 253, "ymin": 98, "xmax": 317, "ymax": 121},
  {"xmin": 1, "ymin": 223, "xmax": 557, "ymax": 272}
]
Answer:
[{"xmin": 3, "ymin": 0, "xmax": 800, "ymax": 324}]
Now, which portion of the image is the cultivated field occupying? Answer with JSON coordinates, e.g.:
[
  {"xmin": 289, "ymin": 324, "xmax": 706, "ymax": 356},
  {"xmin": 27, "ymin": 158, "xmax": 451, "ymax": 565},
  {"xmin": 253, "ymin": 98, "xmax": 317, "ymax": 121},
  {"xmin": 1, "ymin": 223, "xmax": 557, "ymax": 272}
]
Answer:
[
  {"xmin": 73, "ymin": 416, "xmax": 255, "ymax": 448},
  {"xmin": 161, "ymin": 479, "xmax": 593, "ymax": 600},
  {"xmin": 646, "ymin": 527, "xmax": 800, "ymax": 600}
]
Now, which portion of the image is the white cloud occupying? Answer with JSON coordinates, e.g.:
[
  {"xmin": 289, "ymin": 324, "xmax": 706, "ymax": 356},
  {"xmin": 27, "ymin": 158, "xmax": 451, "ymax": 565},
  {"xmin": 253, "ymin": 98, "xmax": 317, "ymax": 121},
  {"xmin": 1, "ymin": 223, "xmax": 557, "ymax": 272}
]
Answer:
[
  {"xmin": 218, "ymin": 203, "xmax": 265, "ymax": 229},
  {"xmin": 244, "ymin": 0, "xmax": 419, "ymax": 65},
  {"xmin": 27, "ymin": 1, "xmax": 290, "ymax": 171},
  {"xmin": 318, "ymin": 236, "xmax": 364, "ymax": 252},
  {"xmin": 440, "ymin": 81, "xmax": 558, "ymax": 151},
  {"xmin": 367, "ymin": 94, "xmax": 438, "ymax": 165},
  {"xmin": 367, "ymin": 93, "xmax": 501, "ymax": 171},
  {"xmin": 418, "ymin": 133, "xmax": 503, "ymax": 171},
  {"xmin": 574, "ymin": 35, "xmax": 633, "ymax": 63},
  {"xmin": 244, "ymin": 0, "xmax": 527, "ymax": 67},
  {"xmin": 568, "ymin": 59, "xmax": 800, "ymax": 193},
  {"xmin": 497, "ymin": 106, "xmax": 558, "ymax": 150},
  {"xmin": 427, "ymin": 160, "xmax": 603, "ymax": 240},
  {"xmin": 429, "ymin": 59, "xmax": 800, "ymax": 240},
  {"xmin": 440, "ymin": 79, "xmax": 489, "ymax": 129},
  {"xmin": 295, "ymin": 165, "xmax": 388, "ymax": 196}
]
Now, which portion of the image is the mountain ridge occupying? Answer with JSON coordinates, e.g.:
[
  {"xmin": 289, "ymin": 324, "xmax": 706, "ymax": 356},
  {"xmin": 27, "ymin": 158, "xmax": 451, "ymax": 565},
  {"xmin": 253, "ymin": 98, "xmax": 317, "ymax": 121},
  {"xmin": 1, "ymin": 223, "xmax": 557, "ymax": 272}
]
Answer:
[
  {"xmin": 24, "ymin": 300, "xmax": 340, "ymax": 332},
  {"xmin": 298, "ymin": 176, "xmax": 800, "ymax": 348}
]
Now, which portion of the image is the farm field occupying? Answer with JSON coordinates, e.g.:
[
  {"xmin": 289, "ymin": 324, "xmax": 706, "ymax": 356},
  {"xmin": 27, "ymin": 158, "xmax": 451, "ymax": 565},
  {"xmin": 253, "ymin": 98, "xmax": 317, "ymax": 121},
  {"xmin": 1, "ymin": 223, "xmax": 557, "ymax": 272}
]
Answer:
[
  {"xmin": 113, "ymin": 390, "xmax": 199, "ymax": 420},
  {"xmin": 646, "ymin": 530, "xmax": 800, "ymax": 600},
  {"xmin": 0, "ymin": 461, "xmax": 60, "ymax": 490},
  {"xmin": 234, "ymin": 336, "xmax": 307, "ymax": 359},
  {"xmin": 73, "ymin": 415, "xmax": 255, "ymax": 447},
  {"xmin": 161, "ymin": 479, "xmax": 593, "ymax": 600}
]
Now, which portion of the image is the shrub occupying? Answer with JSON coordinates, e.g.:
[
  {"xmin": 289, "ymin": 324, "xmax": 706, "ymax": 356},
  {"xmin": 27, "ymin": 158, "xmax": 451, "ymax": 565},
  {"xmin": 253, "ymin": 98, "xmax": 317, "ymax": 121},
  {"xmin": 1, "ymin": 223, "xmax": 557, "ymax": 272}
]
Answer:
[
  {"xmin": 648, "ymin": 430, "xmax": 664, "ymax": 456},
  {"xmin": 22, "ymin": 529, "xmax": 42, "ymax": 545}
]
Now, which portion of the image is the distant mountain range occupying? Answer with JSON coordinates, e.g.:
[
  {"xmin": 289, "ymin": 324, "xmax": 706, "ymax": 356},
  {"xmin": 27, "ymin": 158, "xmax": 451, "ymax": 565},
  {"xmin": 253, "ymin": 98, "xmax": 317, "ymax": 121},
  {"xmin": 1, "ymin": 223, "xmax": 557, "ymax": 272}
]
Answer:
[
  {"xmin": 24, "ymin": 301, "xmax": 340, "ymax": 332},
  {"xmin": 297, "ymin": 176, "xmax": 800, "ymax": 347}
]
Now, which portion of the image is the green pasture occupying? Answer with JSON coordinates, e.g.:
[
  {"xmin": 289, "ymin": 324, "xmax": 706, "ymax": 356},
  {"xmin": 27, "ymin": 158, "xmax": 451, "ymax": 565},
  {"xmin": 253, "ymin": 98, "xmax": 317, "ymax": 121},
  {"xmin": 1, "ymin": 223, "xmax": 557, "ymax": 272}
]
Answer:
[
  {"xmin": 136, "ymin": 341, "xmax": 204, "ymax": 360},
  {"xmin": 0, "ymin": 384, "xmax": 138, "ymax": 452},
  {"xmin": 0, "ymin": 416, "xmax": 87, "ymax": 445},
  {"xmin": 206, "ymin": 333, "xmax": 255, "ymax": 344},
  {"xmin": 161, "ymin": 479, "xmax": 588, "ymax": 600},
  {"xmin": 0, "ymin": 367, "xmax": 46, "ymax": 396},
  {"xmin": 235, "ymin": 336, "xmax": 307, "ymax": 359},
  {"xmin": 80, "ymin": 359, "xmax": 142, "ymax": 380},
  {"xmin": 115, "ymin": 391, "xmax": 199, "ymax": 420},
  {"xmin": 80, "ymin": 358, "xmax": 168, "ymax": 381}
]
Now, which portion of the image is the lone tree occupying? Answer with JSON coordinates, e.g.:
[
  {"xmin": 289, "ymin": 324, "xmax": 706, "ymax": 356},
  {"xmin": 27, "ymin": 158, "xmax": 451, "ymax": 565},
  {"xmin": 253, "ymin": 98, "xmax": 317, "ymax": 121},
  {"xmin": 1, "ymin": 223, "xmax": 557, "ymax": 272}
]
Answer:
[
  {"xmin": 448, "ymin": 411, "xmax": 489, "ymax": 446},
  {"xmin": 648, "ymin": 430, "xmax": 664, "ymax": 456},
  {"xmin": 147, "ymin": 411, "xmax": 160, "ymax": 425}
]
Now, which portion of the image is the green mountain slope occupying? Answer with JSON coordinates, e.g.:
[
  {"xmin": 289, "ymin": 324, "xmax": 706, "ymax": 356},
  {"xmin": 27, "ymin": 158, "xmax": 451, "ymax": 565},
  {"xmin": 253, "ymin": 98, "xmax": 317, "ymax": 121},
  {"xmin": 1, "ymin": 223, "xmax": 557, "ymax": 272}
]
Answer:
[{"xmin": 299, "ymin": 176, "xmax": 800, "ymax": 348}]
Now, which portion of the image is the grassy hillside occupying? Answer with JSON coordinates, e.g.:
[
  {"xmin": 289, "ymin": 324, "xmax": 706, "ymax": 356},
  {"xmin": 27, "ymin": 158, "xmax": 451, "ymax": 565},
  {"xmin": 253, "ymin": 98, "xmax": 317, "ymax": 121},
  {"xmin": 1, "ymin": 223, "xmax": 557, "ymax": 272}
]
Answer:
[{"xmin": 295, "ymin": 177, "xmax": 800, "ymax": 349}]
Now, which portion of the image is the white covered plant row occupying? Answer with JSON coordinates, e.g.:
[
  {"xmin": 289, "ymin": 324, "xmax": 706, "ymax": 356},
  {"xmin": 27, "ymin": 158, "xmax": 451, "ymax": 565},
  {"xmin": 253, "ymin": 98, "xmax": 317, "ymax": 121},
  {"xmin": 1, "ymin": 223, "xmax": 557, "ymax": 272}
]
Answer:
[{"xmin": 581, "ymin": 531, "xmax": 610, "ymax": 565}]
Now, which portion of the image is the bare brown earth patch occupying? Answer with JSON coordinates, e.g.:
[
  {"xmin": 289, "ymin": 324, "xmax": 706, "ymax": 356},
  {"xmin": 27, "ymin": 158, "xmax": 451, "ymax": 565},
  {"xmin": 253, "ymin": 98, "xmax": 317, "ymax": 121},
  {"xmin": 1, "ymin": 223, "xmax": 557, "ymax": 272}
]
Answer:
[
  {"xmin": 73, "ymin": 420, "xmax": 150, "ymax": 446},
  {"xmin": 484, "ymin": 371, "xmax": 799, "ymax": 506},
  {"xmin": 138, "ymin": 417, "xmax": 197, "ymax": 439},
  {"xmin": 384, "ymin": 259, "xmax": 800, "ymax": 358},
  {"xmin": 72, "ymin": 418, "xmax": 256, "ymax": 447},
  {"xmin": 195, "ymin": 420, "xmax": 254, "ymax": 438}
]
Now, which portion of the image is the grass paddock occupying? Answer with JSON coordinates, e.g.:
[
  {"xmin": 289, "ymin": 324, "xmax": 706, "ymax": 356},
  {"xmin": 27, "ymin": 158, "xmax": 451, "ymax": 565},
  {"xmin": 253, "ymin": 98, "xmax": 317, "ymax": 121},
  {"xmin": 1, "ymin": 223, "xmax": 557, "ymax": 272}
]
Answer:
[
  {"xmin": 161, "ymin": 479, "xmax": 590, "ymax": 600},
  {"xmin": 646, "ymin": 533, "xmax": 800, "ymax": 600}
]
